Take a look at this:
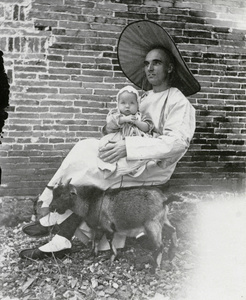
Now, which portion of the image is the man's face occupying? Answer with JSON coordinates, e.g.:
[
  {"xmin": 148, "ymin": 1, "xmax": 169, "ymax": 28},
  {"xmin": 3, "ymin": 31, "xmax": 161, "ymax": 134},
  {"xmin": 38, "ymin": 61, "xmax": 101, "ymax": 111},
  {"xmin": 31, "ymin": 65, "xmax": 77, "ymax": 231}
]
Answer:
[
  {"xmin": 118, "ymin": 91, "xmax": 138, "ymax": 115},
  {"xmin": 144, "ymin": 49, "xmax": 172, "ymax": 88}
]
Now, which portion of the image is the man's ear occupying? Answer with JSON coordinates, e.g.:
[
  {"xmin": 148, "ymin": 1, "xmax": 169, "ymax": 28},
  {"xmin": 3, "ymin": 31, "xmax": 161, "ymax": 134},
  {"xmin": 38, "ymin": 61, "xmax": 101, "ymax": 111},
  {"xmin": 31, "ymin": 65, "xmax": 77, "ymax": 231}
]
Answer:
[{"xmin": 168, "ymin": 63, "xmax": 174, "ymax": 74}]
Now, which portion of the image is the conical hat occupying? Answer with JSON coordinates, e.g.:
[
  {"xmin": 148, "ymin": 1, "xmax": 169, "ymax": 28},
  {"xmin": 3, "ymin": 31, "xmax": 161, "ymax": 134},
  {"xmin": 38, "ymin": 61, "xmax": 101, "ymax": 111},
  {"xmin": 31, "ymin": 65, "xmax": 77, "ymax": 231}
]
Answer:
[{"xmin": 117, "ymin": 20, "xmax": 200, "ymax": 96}]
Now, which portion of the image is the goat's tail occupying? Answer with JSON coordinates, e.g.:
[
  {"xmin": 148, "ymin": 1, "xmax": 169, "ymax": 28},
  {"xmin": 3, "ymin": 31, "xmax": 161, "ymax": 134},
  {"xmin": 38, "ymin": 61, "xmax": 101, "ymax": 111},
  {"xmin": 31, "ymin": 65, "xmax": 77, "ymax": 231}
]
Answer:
[
  {"xmin": 154, "ymin": 183, "xmax": 183, "ymax": 206},
  {"xmin": 164, "ymin": 194, "xmax": 183, "ymax": 206}
]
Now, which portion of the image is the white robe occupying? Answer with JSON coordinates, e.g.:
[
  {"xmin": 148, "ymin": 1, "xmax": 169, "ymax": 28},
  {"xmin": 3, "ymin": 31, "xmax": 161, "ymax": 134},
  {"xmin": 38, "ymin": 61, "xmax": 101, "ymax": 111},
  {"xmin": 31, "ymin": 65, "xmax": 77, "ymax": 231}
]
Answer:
[{"xmin": 39, "ymin": 87, "xmax": 196, "ymax": 250}]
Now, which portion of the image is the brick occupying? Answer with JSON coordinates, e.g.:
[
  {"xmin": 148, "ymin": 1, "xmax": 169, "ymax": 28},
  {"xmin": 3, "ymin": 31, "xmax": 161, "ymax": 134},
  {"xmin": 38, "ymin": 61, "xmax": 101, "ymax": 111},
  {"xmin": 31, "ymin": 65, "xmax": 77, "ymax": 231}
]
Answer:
[
  {"xmin": 45, "ymin": 95, "xmax": 76, "ymax": 101},
  {"xmin": 26, "ymin": 87, "xmax": 58, "ymax": 94},
  {"xmin": 48, "ymin": 81, "xmax": 81, "ymax": 88},
  {"xmin": 82, "ymin": 70, "xmax": 114, "ymax": 77},
  {"xmin": 49, "ymin": 67, "xmax": 81, "ymax": 75},
  {"xmin": 68, "ymin": 125, "xmax": 99, "ymax": 131},
  {"xmin": 38, "ymin": 113, "xmax": 74, "ymax": 120},
  {"xmin": 39, "ymin": 74, "xmax": 70, "ymax": 81},
  {"xmin": 52, "ymin": 28, "xmax": 66, "ymax": 35},
  {"xmin": 9, "ymin": 112, "xmax": 41, "ymax": 119},
  {"xmin": 56, "ymin": 119, "xmax": 87, "ymax": 125},
  {"xmin": 174, "ymin": 1, "xmax": 202, "ymax": 10},
  {"xmin": 128, "ymin": 5, "xmax": 157, "ymax": 13},
  {"xmin": 115, "ymin": 0, "xmax": 142, "ymax": 4},
  {"xmin": 183, "ymin": 30, "xmax": 212, "ymax": 39},
  {"xmin": 59, "ymin": 20, "xmax": 90, "ymax": 30},
  {"xmin": 88, "ymin": 120, "xmax": 105, "ymax": 127},
  {"xmin": 48, "ymin": 138, "xmax": 65, "ymax": 143},
  {"xmin": 114, "ymin": 11, "xmax": 145, "ymax": 19},
  {"xmin": 76, "ymin": 131, "xmax": 101, "ymax": 138},
  {"xmin": 48, "ymin": 62, "xmax": 68, "ymax": 71},
  {"xmin": 14, "ymin": 66, "xmax": 47, "ymax": 73},
  {"xmin": 97, "ymin": 2, "xmax": 127, "ymax": 11},
  {"xmin": 64, "ymin": 0, "xmax": 95, "ymax": 8},
  {"xmin": 79, "ymin": 95, "xmax": 111, "ymax": 102},
  {"xmin": 59, "ymin": 88, "xmax": 91, "ymax": 95},
  {"xmin": 74, "ymin": 101, "xmax": 104, "ymax": 108},
  {"xmin": 46, "ymin": 55, "xmax": 63, "ymax": 61},
  {"xmin": 49, "ymin": 106, "xmax": 80, "ymax": 113},
  {"xmin": 64, "ymin": 56, "xmax": 94, "ymax": 64},
  {"xmin": 82, "ymin": 107, "xmax": 109, "ymax": 114},
  {"xmin": 189, "ymin": 10, "xmax": 217, "ymax": 19},
  {"xmin": 147, "ymin": 0, "xmax": 173, "ymax": 7}
]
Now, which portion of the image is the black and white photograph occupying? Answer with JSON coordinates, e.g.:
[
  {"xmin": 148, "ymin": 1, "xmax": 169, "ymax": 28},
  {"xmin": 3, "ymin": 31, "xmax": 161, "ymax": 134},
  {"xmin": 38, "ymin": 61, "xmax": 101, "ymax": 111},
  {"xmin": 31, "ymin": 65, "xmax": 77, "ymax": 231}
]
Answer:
[{"xmin": 0, "ymin": 1, "xmax": 245, "ymax": 299}]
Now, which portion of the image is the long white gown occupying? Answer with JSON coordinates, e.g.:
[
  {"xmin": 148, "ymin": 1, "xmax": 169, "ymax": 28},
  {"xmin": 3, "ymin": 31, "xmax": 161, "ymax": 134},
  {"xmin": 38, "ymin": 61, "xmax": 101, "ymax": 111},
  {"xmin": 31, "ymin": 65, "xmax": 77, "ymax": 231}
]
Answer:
[{"xmin": 38, "ymin": 88, "xmax": 196, "ymax": 251}]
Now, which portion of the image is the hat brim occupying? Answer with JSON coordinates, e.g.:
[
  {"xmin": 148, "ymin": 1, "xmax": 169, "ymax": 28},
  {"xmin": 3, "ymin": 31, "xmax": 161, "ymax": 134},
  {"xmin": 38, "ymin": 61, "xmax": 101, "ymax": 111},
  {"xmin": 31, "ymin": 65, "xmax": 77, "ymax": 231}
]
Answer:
[{"xmin": 117, "ymin": 20, "xmax": 200, "ymax": 97}]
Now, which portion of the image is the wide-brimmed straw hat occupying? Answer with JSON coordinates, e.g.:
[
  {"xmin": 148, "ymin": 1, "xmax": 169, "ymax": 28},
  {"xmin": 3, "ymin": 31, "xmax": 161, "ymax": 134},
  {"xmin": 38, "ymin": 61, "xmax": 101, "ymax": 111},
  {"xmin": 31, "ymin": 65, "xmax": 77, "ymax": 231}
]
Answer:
[{"xmin": 117, "ymin": 20, "xmax": 200, "ymax": 96}]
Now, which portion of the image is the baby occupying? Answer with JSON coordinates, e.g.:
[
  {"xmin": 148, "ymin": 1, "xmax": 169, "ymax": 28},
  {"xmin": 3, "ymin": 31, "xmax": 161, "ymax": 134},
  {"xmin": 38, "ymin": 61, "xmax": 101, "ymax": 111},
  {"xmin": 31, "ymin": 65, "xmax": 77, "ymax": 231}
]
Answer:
[{"xmin": 98, "ymin": 85, "xmax": 154, "ymax": 178}]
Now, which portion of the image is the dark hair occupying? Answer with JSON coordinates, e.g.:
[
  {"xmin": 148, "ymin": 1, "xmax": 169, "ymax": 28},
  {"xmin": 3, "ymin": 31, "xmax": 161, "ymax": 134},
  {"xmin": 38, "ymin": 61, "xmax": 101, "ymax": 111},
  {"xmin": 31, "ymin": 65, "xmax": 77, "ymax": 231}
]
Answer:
[{"xmin": 149, "ymin": 46, "xmax": 175, "ymax": 65}]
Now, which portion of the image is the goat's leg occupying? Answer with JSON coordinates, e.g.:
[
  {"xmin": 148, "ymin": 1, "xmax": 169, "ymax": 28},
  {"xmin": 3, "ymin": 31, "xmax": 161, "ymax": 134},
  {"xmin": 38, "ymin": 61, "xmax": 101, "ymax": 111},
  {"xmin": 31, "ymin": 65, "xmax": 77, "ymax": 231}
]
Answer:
[
  {"xmin": 162, "ymin": 205, "xmax": 178, "ymax": 260},
  {"xmin": 88, "ymin": 230, "xmax": 96, "ymax": 257},
  {"xmin": 144, "ymin": 212, "xmax": 165, "ymax": 270},
  {"xmin": 105, "ymin": 231, "xmax": 117, "ymax": 263},
  {"xmin": 92, "ymin": 230, "xmax": 104, "ymax": 256}
]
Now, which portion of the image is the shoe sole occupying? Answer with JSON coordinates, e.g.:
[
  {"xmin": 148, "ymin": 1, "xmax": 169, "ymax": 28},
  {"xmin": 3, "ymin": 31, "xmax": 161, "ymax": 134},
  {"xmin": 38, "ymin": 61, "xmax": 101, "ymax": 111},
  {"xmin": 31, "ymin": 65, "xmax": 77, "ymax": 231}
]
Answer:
[
  {"xmin": 22, "ymin": 223, "xmax": 50, "ymax": 238},
  {"xmin": 19, "ymin": 248, "xmax": 71, "ymax": 260}
]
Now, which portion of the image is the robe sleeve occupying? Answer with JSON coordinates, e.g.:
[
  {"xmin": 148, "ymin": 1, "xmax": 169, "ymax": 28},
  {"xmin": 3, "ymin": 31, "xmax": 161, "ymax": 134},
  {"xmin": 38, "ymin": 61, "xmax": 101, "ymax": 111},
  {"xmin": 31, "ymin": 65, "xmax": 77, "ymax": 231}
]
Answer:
[{"xmin": 125, "ymin": 95, "xmax": 196, "ymax": 160}]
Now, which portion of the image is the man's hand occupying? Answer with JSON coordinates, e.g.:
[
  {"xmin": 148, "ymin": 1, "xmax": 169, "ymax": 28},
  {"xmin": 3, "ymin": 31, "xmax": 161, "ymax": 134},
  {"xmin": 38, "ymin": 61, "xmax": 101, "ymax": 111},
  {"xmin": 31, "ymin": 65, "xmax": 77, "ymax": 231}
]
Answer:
[{"xmin": 98, "ymin": 140, "xmax": 127, "ymax": 163}]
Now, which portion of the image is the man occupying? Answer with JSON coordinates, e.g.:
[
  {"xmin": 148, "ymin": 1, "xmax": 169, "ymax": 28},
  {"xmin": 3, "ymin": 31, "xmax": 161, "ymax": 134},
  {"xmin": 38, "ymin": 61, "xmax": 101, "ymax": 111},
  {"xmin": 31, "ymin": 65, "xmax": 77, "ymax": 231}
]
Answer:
[{"xmin": 20, "ymin": 20, "xmax": 200, "ymax": 259}]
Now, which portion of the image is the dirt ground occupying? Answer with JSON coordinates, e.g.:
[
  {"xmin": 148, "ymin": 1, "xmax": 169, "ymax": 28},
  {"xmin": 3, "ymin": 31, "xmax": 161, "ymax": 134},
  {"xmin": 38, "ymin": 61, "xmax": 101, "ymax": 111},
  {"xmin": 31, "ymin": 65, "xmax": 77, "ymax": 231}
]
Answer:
[{"xmin": 0, "ymin": 191, "xmax": 245, "ymax": 300}]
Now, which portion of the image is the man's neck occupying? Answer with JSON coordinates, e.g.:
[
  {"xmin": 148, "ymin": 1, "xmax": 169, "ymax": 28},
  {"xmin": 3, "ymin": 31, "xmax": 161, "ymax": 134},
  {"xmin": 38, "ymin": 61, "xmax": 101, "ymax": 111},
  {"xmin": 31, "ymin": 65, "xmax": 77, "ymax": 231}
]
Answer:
[{"xmin": 152, "ymin": 83, "xmax": 171, "ymax": 93}]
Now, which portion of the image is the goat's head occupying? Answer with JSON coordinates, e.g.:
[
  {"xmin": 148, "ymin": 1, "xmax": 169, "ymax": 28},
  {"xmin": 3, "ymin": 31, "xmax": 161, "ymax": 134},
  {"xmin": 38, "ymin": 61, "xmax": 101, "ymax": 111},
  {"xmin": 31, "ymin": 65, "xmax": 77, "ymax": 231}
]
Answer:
[{"xmin": 49, "ymin": 178, "xmax": 77, "ymax": 214}]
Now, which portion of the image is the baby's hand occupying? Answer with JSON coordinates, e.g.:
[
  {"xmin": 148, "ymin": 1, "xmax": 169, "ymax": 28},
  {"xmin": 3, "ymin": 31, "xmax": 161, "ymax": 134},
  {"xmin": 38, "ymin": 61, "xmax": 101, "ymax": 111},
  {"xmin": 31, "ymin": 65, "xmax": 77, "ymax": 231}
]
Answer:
[
  {"xmin": 130, "ymin": 115, "xmax": 137, "ymax": 121},
  {"xmin": 124, "ymin": 115, "xmax": 135, "ymax": 123},
  {"xmin": 129, "ymin": 115, "xmax": 138, "ymax": 124}
]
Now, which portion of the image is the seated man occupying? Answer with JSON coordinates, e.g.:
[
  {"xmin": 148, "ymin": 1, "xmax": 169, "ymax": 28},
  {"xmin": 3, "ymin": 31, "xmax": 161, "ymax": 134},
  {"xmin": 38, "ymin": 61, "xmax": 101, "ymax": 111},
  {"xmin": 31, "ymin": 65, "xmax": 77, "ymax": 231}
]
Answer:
[{"xmin": 20, "ymin": 20, "xmax": 200, "ymax": 259}]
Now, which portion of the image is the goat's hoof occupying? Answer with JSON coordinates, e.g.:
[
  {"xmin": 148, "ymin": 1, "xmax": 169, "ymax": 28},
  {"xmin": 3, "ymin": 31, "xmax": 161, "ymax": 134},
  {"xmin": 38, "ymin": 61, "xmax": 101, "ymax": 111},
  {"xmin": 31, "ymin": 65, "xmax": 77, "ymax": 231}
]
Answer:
[
  {"xmin": 168, "ymin": 245, "xmax": 177, "ymax": 261},
  {"xmin": 156, "ymin": 252, "xmax": 163, "ymax": 268},
  {"xmin": 86, "ymin": 250, "xmax": 97, "ymax": 259},
  {"xmin": 110, "ymin": 254, "xmax": 116, "ymax": 265},
  {"xmin": 149, "ymin": 265, "xmax": 157, "ymax": 274}
]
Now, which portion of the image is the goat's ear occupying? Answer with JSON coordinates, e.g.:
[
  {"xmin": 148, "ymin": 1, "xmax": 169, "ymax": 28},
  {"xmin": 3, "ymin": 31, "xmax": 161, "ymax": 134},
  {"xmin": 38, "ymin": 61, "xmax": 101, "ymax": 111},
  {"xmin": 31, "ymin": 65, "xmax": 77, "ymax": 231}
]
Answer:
[
  {"xmin": 46, "ymin": 185, "xmax": 54, "ymax": 190},
  {"xmin": 69, "ymin": 184, "xmax": 77, "ymax": 196},
  {"xmin": 67, "ymin": 178, "xmax": 72, "ymax": 185}
]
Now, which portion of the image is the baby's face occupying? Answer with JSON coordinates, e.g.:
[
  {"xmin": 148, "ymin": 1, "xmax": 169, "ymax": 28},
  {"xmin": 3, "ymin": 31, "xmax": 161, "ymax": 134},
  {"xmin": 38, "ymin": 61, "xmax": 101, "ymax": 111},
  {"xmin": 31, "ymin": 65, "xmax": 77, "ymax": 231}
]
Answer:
[{"xmin": 118, "ymin": 91, "xmax": 138, "ymax": 116}]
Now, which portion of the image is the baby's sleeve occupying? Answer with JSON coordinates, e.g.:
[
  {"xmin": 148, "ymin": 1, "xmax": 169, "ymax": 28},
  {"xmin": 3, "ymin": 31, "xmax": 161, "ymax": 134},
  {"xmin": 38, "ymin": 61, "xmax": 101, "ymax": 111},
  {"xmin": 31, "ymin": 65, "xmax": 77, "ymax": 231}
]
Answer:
[{"xmin": 102, "ymin": 108, "xmax": 123, "ymax": 134}]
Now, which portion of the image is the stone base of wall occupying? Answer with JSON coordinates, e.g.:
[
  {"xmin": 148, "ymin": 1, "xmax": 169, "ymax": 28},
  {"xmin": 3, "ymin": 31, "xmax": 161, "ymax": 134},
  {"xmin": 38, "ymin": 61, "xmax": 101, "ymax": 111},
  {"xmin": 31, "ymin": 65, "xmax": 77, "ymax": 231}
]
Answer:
[
  {"xmin": 168, "ymin": 177, "xmax": 246, "ymax": 193},
  {"xmin": 0, "ymin": 197, "xmax": 36, "ymax": 227}
]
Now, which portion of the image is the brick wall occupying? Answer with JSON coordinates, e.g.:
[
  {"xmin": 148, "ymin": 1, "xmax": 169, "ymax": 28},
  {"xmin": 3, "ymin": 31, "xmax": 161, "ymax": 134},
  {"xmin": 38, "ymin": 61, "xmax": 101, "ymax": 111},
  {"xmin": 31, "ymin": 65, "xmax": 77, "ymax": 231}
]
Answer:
[{"xmin": 0, "ymin": 0, "xmax": 245, "ymax": 198}]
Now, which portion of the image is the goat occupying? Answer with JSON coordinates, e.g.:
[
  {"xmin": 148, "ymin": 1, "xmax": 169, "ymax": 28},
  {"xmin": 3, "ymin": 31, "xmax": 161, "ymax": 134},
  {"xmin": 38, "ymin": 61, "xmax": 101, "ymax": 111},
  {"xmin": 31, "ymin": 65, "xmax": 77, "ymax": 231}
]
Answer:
[{"xmin": 49, "ymin": 180, "xmax": 178, "ymax": 269}]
